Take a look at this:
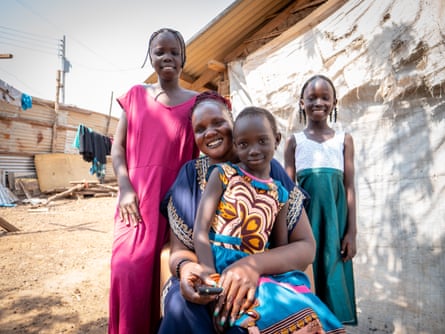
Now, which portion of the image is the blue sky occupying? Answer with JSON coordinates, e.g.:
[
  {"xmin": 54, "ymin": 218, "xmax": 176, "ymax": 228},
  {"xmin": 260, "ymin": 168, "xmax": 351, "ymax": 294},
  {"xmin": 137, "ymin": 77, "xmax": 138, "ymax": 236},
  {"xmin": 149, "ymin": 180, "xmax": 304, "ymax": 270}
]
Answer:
[{"xmin": 0, "ymin": 0, "xmax": 235, "ymax": 117}]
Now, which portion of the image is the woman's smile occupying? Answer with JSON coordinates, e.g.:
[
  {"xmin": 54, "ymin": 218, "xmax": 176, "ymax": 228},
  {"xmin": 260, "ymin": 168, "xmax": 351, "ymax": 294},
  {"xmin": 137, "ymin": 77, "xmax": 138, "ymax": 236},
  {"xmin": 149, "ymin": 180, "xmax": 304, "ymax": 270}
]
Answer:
[{"xmin": 206, "ymin": 138, "xmax": 223, "ymax": 148}]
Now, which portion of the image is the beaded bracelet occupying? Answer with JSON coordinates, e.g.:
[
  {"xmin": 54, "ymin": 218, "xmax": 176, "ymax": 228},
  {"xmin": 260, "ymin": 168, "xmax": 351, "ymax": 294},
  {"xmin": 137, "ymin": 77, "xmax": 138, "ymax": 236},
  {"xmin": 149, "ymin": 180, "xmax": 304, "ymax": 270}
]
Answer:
[{"xmin": 175, "ymin": 258, "xmax": 191, "ymax": 279}]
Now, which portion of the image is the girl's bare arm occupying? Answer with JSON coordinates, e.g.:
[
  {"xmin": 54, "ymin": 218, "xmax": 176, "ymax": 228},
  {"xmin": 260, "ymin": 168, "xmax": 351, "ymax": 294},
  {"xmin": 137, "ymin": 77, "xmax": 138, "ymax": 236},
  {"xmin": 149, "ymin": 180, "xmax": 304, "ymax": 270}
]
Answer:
[{"xmin": 284, "ymin": 135, "xmax": 297, "ymax": 181}]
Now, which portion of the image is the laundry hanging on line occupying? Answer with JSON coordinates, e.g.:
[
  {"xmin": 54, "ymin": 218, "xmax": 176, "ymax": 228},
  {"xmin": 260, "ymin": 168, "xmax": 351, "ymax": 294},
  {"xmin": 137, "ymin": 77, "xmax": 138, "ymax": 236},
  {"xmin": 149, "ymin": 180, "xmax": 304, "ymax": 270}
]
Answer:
[
  {"xmin": 0, "ymin": 79, "xmax": 33, "ymax": 110},
  {"xmin": 73, "ymin": 124, "xmax": 112, "ymax": 178}
]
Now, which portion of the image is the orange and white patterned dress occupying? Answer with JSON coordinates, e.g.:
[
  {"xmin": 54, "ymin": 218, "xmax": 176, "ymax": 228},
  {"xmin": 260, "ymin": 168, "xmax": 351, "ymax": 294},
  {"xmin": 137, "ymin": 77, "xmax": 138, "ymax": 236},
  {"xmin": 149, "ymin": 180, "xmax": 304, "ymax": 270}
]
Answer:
[
  {"xmin": 207, "ymin": 162, "xmax": 288, "ymax": 272},
  {"xmin": 207, "ymin": 162, "xmax": 346, "ymax": 334}
]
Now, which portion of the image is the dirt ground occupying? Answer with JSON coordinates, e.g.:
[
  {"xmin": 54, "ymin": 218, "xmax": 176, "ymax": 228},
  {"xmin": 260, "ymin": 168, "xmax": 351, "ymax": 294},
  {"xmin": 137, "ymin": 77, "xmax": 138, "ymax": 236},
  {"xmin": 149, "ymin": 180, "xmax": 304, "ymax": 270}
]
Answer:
[{"xmin": 0, "ymin": 196, "xmax": 117, "ymax": 334}]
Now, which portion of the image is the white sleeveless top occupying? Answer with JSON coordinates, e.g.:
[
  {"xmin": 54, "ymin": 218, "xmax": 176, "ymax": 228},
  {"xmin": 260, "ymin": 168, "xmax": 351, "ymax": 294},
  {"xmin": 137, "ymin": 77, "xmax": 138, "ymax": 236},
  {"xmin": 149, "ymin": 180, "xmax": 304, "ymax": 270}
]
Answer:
[{"xmin": 293, "ymin": 131, "xmax": 345, "ymax": 173}]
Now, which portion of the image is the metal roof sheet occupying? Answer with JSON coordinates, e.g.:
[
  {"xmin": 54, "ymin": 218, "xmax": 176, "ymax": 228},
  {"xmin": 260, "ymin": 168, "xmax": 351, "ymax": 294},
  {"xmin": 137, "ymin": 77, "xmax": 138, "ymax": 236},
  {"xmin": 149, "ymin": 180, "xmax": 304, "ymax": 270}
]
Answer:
[{"xmin": 145, "ymin": 0, "xmax": 328, "ymax": 91}]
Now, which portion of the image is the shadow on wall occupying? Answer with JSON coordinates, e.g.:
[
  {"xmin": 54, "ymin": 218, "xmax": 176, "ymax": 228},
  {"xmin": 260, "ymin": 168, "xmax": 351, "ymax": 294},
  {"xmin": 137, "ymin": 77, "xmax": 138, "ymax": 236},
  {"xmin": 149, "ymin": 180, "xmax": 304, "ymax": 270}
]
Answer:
[{"xmin": 339, "ymin": 19, "xmax": 445, "ymax": 333}]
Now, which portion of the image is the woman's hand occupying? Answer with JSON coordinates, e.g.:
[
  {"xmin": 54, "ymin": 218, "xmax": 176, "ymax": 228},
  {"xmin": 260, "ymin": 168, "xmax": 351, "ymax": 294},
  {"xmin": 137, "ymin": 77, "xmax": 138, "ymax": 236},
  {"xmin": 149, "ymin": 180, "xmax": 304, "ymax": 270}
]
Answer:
[
  {"xmin": 179, "ymin": 261, "xmax": 220, "ymax": 305},
  {"xmin": 117, "ymin": 186, "xmax": 141, "ymax": 227},
  {"xmin": 213, "ymin": 259, "xmax": 260, "ymax": 329}
]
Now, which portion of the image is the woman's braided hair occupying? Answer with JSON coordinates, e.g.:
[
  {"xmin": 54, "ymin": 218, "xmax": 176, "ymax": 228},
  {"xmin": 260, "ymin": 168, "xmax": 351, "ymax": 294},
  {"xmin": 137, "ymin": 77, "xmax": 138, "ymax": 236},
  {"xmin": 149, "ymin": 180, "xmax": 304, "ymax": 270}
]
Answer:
[{"xmin": 141, "ymin": 28, "xmax": 186, "ymax": 68}]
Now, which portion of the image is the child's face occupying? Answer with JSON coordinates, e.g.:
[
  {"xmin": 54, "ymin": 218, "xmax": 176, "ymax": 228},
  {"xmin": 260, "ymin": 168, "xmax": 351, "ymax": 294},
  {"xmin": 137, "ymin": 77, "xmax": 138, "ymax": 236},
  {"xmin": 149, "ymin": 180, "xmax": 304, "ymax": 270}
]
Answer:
[
  {"xmin": 233, "ymin": 115, "xmax": 279, "ymax": 176},
  {"xmin": 150, "ymin": 31, "xmax": 183, "ymax": 80},
  {"xmin": 300, "ymin": 78, "xmax": 337, "ymax": 122},
  {"xmin": 192, "ymin": 101, "xmax": 234, "ymax": 163}
]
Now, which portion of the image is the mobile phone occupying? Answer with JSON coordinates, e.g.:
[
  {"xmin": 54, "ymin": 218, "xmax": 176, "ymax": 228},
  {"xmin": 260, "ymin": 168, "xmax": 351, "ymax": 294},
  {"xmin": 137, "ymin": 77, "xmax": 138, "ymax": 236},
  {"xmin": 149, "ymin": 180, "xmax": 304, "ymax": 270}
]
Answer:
[{"xmin": 197, "ymin": 286, "xmax": 223, "ymax": 295}]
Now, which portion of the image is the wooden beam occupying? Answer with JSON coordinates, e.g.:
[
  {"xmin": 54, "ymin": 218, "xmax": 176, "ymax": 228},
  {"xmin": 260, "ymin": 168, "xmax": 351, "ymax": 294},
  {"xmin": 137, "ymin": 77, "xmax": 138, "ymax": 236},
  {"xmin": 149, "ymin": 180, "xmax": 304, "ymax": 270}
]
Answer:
[
  {"xmin": 179, "ymin": 71, "xmax": 196, "ymax": 84},
  {"xmin": 0, "ymin": 216, "xmax": 19, "ymax": 232},
  {"xmin": 225, "ymin": 0, "xmax": 331, "ymax": 62},
  {"xmin": 268, "ymin": 0, "xmax": 347, "ymax": 51},
  {"xmin": 190, "ymin": 69, "xmax": 219, "ymax": 91},
  {"xmin": 0, "ymin": 53, "xmax": 13, "ymax": 59},
  {"xmin": 208, "ymin": 60, "xmax": 226, "ymax": 73},
  {"xmin": 225, "ymin": 0, "xmax": 312, "ymax": 61}
]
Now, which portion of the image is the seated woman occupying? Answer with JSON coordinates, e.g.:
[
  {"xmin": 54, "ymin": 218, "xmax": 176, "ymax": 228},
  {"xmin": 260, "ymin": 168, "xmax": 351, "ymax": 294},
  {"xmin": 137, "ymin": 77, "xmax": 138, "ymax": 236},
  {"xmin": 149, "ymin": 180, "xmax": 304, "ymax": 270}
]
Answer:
[{"xmin": 158, "ymin": 91, "xmax": 344, "ymax": 334}]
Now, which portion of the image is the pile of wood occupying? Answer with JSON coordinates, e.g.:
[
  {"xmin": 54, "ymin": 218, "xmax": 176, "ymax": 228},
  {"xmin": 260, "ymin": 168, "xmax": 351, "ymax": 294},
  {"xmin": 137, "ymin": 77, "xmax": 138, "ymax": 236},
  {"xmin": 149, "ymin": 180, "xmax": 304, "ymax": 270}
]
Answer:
[{"xmin": 45, "ymin": 180, "xmax": 118, "ymax": 204}]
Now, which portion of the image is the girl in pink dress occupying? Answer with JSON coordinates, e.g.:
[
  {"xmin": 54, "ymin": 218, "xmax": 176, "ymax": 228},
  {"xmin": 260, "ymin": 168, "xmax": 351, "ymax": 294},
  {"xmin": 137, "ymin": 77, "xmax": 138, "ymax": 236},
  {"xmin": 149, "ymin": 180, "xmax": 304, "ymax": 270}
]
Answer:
[{"xmin": 109, "ymin": 28, "xmax": 199, "ymax": 333}]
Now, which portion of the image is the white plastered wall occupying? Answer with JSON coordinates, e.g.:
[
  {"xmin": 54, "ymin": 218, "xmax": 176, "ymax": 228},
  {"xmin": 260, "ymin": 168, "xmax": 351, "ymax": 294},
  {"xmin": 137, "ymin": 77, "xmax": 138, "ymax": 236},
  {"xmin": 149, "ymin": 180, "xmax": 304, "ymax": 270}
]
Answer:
[{"xmin": 228, "ymin": 0, "xmax": 445, "ymax": 332}]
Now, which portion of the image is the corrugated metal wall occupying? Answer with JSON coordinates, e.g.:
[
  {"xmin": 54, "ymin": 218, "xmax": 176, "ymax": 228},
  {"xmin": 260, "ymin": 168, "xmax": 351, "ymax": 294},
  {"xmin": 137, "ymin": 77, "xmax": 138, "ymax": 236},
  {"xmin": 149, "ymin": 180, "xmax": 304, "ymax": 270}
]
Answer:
[{"xmin": 0, "ymin": 97, "xmax": 118, "ymax": 187}]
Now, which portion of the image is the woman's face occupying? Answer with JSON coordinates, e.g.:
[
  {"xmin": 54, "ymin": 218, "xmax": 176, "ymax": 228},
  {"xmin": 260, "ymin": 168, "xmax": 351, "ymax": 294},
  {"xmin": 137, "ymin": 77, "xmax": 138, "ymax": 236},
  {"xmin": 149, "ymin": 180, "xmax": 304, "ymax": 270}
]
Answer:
[
  {"xmin": 149, "ymin": 31, "xmax": 183, "ymax": 81},
  {"xmin": 192, "ymin": 101, "xmax": 234, "ymax": 163}
]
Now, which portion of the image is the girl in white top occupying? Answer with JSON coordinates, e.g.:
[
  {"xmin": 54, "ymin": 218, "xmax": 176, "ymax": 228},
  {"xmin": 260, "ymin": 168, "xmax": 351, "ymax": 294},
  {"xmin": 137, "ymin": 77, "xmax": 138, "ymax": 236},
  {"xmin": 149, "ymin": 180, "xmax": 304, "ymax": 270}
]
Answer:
[{"xmin": 284, "ymin": 74, "xmax": 358, "ymax": 325}]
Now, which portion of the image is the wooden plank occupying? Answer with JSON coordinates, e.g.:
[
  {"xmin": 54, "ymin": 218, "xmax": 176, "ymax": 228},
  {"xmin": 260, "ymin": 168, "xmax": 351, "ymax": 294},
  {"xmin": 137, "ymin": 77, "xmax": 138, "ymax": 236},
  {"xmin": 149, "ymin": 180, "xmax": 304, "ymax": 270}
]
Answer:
[
  {"xmin": 95, "ymin": 183, "xmax": 118, "ymax": 192},
  {"xmin": 34, "ymin": 154, "xmax": 98, "ymax": 193},
  {"xmin": 18, "ymin": 180, "xmax": 32, "ymax": 200},
  {"xmin": 0, "ymin": 216, "xmax": 20, "ymax": 232}
]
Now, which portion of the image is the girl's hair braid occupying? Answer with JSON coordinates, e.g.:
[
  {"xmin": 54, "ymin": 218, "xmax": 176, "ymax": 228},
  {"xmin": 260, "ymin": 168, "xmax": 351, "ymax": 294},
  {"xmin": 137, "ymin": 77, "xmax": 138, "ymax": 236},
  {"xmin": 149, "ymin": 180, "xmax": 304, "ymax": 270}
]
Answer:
[
  {"xmin": 141, "ymin": 28, "xmax": 186, "ymax": 68},
  {"xmin": 192, "ymin": 90, "xmax": 232, "ymax": 116},
  {"xmin": 299, "ymin": 74, "xmax": 338, "ymax": 124}
]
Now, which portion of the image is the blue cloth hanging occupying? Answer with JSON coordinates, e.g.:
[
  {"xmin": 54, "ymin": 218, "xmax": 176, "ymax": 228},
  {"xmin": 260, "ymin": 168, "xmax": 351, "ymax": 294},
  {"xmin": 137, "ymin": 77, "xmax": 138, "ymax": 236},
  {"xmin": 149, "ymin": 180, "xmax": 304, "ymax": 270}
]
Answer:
[{"xmin": 21, "ymin": 93, "xmax": 32, "ymax": 110}]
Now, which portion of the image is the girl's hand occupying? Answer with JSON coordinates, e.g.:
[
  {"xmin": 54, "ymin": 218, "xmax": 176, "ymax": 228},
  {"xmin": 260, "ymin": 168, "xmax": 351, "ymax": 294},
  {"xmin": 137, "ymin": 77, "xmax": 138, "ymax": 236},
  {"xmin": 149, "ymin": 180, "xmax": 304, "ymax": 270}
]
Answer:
[
  {"xmin": 341, "ymin": 231, "xmax": 357, "ymax": 262},
  {"xmin": 118, "ymin": 186, "xmax": 141, "ymax": 227},
  {"xmin": 179, "ymin": 261, "xmax": 220, "ymax": 305},
  {"xmin": 213, "ymin": 261, "xmax": 259, "ymax": 329}
]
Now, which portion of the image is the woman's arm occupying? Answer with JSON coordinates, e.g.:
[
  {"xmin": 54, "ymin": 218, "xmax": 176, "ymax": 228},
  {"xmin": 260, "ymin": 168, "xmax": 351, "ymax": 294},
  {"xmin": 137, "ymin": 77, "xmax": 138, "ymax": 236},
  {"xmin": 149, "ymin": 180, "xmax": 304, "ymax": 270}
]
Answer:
[
  {"xmin": 341, "ymin": 133, "xmax": 357, "ymax": 261},
  {"xmin": 271, "ymin": 202, "xmax": 289, "ymax": 247},
  {"xmin": 168, "ymin": 231, "xmax": 219, "ymax": 305},
  {"xmin": 193, "ymin": 169, "xmax": 223, "ymax": 274},
  {"xmin": 284, "ymin": 134, "xmax": 297, "ymax": 181},
  {"xmin": 111, "ymin": 110, "xmax": 141, "ymax": 226}
]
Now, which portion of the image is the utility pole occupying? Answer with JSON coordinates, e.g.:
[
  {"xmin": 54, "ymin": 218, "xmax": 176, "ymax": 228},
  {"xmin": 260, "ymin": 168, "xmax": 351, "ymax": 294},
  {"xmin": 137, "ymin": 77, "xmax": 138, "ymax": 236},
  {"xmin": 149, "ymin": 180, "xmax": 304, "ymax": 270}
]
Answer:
[{"xmin": 58, "ymin": 35, "xmax": 70, "ymax": 104}]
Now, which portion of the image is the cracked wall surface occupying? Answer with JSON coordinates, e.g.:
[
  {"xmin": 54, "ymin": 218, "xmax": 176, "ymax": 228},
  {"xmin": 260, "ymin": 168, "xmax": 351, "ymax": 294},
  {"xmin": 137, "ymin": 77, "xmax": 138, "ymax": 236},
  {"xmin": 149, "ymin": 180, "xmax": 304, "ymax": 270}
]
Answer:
[{"xmin": 228, "ymin": 0, "xmax": 444, "ymax": 332}]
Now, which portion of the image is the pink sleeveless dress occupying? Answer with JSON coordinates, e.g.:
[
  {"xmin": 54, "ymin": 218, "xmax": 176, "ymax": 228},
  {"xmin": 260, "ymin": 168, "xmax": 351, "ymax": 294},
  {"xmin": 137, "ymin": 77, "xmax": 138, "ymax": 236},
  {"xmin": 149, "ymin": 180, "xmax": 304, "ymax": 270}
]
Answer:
[{"xmin": 108, "ymin": 84, "xmax": 198, "ymax": 333}]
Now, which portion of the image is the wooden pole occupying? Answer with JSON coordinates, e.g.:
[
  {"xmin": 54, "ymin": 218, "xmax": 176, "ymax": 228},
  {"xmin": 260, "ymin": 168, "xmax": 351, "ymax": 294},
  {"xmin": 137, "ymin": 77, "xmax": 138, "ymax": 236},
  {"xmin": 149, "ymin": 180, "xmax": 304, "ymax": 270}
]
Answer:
[
  {"xmin": 46, "ymin": 184, "xmax": 84, "ymax": 204},
  {"xmin": 51, "ymin": 70, "xmax": 61, "ymax": 152},
  {"xmin": 106, "ymin": 91, "xmax": 113, "ymax": 135}
]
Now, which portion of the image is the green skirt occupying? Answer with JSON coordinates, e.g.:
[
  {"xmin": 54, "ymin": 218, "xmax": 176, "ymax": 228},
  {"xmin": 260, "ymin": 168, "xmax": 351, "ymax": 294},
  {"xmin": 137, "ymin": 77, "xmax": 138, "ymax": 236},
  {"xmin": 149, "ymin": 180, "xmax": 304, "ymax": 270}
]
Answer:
[{"xmin": 297, "ymin": 167, "xmax": 357, "ymax": 325}]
